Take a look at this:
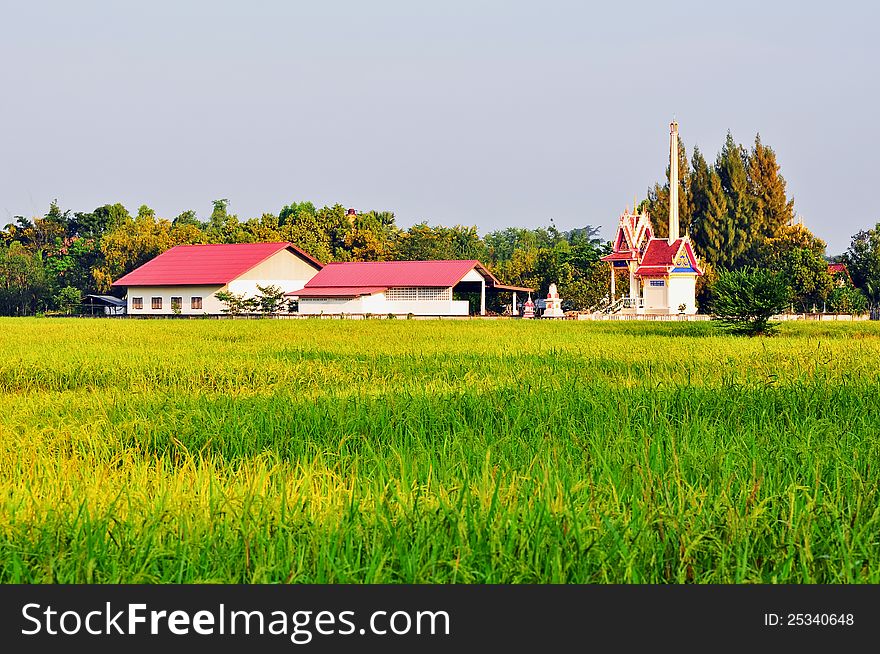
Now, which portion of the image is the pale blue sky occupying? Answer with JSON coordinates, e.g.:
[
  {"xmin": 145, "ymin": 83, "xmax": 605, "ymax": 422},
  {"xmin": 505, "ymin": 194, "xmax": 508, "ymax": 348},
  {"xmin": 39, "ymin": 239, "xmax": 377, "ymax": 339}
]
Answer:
[{"xmin": 1, "ymin": 0, "xmax": 877, "ymax": 253}]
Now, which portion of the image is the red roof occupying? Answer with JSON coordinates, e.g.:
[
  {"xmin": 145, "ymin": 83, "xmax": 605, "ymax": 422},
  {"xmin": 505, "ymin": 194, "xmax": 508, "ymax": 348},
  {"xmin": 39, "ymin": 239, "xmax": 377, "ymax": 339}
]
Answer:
[
  {"xmin": 640, "ymin": 239, "xmax": 683, "ymax": 267},
  {"xmin": 601, "ymin": 250, "xmax": 637, "ymax": 262},
  {"xmin": 112, "ymin": 242, "xmax": 322, "ymax": 287},
  {"xmin": 632, "ymin": 265, "xmax": 670, "ymax": 276},
  {"xmin": 634, "ymin": 238, "xmax": 703, "ymax": 276},
  {"xmin": 287, "ymin": 260, "xmax": 499, "ymax": 297}
]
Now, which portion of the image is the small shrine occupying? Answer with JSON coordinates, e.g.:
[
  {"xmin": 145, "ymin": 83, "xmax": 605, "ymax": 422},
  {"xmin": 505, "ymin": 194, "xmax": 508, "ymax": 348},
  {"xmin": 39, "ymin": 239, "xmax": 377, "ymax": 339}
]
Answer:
[
  {"xmin": 600, "ymin": 121, "xmax": 703, "ymax": 315},
  {"xmin": 542, "ymin": 283, "xmax": 565, "ymax": 318},
  {"xmin": 523, "ymin": 294, "xmax": 535, "ymax": 319}
]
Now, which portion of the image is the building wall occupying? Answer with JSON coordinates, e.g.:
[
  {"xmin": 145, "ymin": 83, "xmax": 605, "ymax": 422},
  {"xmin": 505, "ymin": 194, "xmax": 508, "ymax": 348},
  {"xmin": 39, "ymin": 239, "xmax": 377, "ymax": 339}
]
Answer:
[
  {"xmin": 638, "ymin": 274, "xmax": 698, "ymax": 314},
  {"xmin": 298, "ymin": 296, "xmax": 367, "ymax": 314},
  {"xmin": 126, "ymin": 285, "xmax": 225, "ymax": 315},
  {"xmin": 227, "ymin": 248, "xmax": 320, "ymax": 296},
  {"xmin": 641, "ymin": 278, "xmax": 668, "ymax": 312},
  {"xmin": 459, "ymin": 268, "xmax": 485, "ymax": 283},
  {"xmin": 667, "ymin": 275, "xmax": 698, "ymax": 314},
  {"xmin": 298, "ymin": 289, "xmax": 469, "ymax": 316}
]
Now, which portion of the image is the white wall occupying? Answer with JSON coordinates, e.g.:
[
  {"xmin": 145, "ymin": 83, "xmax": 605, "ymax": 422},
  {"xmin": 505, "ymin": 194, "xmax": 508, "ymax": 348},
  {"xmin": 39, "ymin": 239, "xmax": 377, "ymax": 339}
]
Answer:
[
  {"xmin": 227, "ymin": 248, "xmax": 320, "ymax": 296},
  {"xmin": 459, "ymin": 268, "xmax": 485, "ymax": 282},
  {"xmin": 668, "ymin": 275, "xmax": 698, "ymax": 314},
  {"xmin": 126, "ymin": 285, "xmax": 225, "ymax": 315},
  {"xmin": 638, "ymin": 275, "xmax": 697, "ymax": 314},
  {"xmin": 298, "ymin": 293, "xmax": 469, "ymax": 316},
  {"xmin": 642, "ymin": 279, "xmax": 668, "ymax": 312},
  {"xmin": 298, "ymin": 297, "xmax": 367, "ymax": 314}
]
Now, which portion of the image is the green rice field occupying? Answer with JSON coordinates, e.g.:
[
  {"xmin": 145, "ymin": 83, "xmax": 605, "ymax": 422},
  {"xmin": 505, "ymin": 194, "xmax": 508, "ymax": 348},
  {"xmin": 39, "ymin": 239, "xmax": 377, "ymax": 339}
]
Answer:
[{"xmin": 2, "ymin": 317, "xmax": 880, "ymax": 583}]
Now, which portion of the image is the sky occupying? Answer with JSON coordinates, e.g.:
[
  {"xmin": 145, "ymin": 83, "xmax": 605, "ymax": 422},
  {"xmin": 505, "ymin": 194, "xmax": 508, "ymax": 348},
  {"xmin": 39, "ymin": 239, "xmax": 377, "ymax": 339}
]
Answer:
[{"xmin": 1, "ymin": 0, "xmax": 877, "ymax": 254}]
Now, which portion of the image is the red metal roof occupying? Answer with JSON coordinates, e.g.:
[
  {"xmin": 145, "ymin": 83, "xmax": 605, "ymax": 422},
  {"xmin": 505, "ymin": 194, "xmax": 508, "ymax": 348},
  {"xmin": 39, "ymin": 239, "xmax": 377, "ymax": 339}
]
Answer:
[
  {"xmin": 112, "ymin": 242, "xmax": 323, "ymax": 287},
  {"xmin": 289, "ymin": 286, "xmax": 387, "ymax": 298},
  {"xmin": 292, "ymin": 260, "xmax": 498, "ymax": 291}
]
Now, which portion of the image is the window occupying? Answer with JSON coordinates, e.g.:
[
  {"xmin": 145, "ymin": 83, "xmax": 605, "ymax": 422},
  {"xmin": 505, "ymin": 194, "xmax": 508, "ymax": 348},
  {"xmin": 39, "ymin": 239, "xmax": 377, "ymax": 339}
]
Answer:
[
  {"xmin": 417, "ymin": 287, "xmax": 451, "ymax": 301},
  {"xmin": 191, "ymin": 296, "xmax": 202, "ymax": 310},
  {"xmin": 131, "ymin": 297, "xmax": 143, "ymax": 310},
  {"xmin": 649, "ymin": 280, "xmax": 665, "ymax": 287},
  {"xmin": 151, "ymin": 297, "xmax": 163, "ymax": 310},
  {"xmin": 171, "ymin": 297, "xmax": 182, "ymax": 310},
  {"xmin": 386, "ymin": 287, "xmax": 451, "ymax": 301},
  {"xmin": 386, "ymin": 287, "xmax": 418, "ymax": 301}
]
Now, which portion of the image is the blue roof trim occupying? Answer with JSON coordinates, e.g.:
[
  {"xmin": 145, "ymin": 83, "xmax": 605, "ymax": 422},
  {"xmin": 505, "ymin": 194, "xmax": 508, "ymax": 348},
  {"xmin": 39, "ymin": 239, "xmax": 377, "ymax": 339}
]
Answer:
[{"xmin": 672, "ymin": 266, "xmax": 696, "ymax": 273}]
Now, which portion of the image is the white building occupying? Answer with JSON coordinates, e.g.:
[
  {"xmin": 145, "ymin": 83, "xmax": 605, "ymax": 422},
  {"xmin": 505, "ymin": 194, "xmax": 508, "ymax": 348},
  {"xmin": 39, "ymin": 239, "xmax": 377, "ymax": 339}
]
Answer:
[
  {"xmin": 112, "ymin": 242, "xmax": 323, "ymax": 315},
  {"xmin": 289, "ymin": 260, "xmax": 531, "ymax": 317}
]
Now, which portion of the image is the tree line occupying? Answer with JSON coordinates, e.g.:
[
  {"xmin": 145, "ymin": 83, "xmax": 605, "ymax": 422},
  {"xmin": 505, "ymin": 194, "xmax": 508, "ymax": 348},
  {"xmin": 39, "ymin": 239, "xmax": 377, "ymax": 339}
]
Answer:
[{"xmin": 1, "ymin": 131, "xmax": 877, "ymax": 317}]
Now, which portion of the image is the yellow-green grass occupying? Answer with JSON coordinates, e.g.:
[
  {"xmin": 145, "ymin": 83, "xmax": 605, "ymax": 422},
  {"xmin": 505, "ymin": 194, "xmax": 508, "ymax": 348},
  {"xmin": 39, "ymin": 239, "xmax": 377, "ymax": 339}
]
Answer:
[{"xmin": 2, "ymin": 317, "xmax": 879, "ymax": 583}]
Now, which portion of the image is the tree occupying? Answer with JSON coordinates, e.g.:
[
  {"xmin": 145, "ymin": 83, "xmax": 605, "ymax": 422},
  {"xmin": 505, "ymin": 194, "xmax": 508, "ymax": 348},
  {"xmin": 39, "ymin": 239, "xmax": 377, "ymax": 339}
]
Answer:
[
  {"xmin": 747, "ymin": 134, "xmax": 795, "ymax": 244},
  {"xmin": 55, "ymin": 286, "xmax": 81, "ymax": 315},
  {"xmin": 92, "ymin": 212, "xmax": 176, "ymax": 291},
  {"xmin": 843, "ymin": 223, "xmax": 880, "ymax": 311},
  {"xmin": 173, "ymin": 209, "xmax": 202, "ymax": 227},
  {"xmin": 715, "ymin": 133, "xmax": 753, "ymax": 268},
  {"xmin": 0, "ymin": 243, "xmax": 50, "ymax": 315},
  {"xmin": 255, "ymin": 284, "xmax": 286, "ymax": 315},
  {"xmin": 689, "ymin": 148, "xmax": 730, "ymax": 267},
  {"xmin": 773, "ymin": 247, "xmax": 833, "ymax": 312},
  {"xmin": 74, "ymin": 203, "xmax": 130, "ymax": 238},
  {"xmin": 214, "ymin": 290, "xmax": 247, "ymax": 315},
  {"xmin": 710, "ymin": 267, "xmax": 791, "ymax": 335},
  {"xmin": 826, "ymin": 286, "xmax": 867, "ymax": 314}
]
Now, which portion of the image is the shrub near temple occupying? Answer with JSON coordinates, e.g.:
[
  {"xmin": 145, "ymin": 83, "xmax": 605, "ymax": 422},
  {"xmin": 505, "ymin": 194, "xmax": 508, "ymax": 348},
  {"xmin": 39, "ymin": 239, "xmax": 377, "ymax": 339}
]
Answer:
[{"xmin": 710, "ymin": 267, "xmax": 790, "ymax": 335}]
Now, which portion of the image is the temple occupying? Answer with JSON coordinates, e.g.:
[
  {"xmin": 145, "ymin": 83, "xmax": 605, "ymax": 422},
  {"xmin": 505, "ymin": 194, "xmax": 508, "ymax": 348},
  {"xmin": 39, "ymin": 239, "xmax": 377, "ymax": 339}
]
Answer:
[{"xmin": 600, "ymin": 121, "xmax": 703, "ymax": 315}]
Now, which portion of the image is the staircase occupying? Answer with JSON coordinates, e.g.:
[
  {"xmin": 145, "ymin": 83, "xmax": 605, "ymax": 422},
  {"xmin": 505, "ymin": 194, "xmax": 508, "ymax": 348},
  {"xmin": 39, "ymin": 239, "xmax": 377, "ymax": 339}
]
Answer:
[{"xmin": 599, "ymin": 297, "xmax": 643, "ymax": 314}]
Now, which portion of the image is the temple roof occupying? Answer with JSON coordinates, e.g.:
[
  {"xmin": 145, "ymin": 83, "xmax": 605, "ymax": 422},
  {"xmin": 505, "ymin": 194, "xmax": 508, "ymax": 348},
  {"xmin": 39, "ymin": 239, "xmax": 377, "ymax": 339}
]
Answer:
[
  {"xmin": 634, "ymin": 238, "xmax": 703, "ymax": 276},
  {"xmin": 600, "ymin": 250, "xmax": 637, "ymax": 262}
]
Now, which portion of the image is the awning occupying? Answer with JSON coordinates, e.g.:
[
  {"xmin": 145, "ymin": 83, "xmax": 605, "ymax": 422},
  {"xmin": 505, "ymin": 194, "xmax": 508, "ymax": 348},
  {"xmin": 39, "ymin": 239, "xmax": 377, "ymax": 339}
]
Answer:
[{"xmin": 490, "ymin": 284, "xmax": 534, "ymax": 293}]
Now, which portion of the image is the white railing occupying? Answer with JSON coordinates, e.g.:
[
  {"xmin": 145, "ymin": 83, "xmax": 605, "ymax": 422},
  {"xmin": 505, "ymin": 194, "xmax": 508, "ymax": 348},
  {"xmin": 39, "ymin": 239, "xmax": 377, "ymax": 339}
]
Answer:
[{"xmin": 601, "ymin": 297, "xmax": 643, "ymax": 314}]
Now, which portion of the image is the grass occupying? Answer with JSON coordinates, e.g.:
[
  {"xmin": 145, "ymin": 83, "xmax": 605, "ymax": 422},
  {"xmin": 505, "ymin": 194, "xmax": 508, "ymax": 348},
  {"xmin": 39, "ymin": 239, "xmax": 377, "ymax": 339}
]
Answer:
[{"xmin": 1, "ymin": 317, "xmax": 879, "ymax": 583}]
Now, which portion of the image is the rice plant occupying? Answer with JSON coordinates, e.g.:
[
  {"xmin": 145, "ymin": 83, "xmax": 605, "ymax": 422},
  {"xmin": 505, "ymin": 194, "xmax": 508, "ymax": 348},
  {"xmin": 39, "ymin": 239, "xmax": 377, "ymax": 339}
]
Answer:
[{"xmin": 1, "ymin": 317, "xmax": 879, "ymax": 583}]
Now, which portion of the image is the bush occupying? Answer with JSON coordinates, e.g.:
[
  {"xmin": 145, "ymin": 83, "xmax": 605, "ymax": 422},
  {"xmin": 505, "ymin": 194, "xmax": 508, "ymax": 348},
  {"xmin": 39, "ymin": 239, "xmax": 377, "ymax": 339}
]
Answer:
[{"xmin": 710, "ymin": 268, "xmax": 790, "ymax": 335}]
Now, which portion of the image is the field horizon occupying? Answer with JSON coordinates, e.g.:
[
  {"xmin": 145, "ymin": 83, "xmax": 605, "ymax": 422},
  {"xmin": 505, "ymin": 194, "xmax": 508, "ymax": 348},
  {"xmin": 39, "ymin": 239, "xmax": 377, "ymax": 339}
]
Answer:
[{"xmin": 2, "ymin": 318, "xmax": 879, "ymax": 583}]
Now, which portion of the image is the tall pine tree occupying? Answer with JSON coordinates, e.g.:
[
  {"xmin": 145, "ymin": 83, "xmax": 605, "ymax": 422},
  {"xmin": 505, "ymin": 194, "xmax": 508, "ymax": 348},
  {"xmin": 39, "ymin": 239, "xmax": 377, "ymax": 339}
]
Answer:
[
  {"xmin": 715, "ymin": 133, "xmax": 752, "ymax": 268},
  {"xmin": 747, "ymin": 134, "xmax": 795, "ymax": 245},
  {"xmin": 689, "ymin": 147, "xmax": 731, "ymax": 267}
]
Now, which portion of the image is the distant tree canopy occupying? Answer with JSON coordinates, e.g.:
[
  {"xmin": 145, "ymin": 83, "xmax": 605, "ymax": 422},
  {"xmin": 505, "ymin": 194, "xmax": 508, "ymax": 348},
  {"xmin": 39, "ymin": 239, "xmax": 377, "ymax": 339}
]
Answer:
[{"xmin": 0, "ymin": 198, "xmax": 609, "ymax": 315}]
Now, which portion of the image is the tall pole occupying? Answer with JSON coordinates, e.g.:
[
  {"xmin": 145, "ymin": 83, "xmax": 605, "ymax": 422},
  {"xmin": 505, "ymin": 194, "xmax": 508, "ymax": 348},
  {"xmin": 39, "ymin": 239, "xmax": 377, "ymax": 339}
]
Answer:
[{"xmin": 668, "ymin": 120, "xmax": 679, "ymax": 245}]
